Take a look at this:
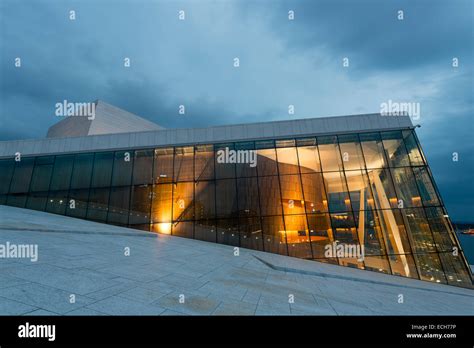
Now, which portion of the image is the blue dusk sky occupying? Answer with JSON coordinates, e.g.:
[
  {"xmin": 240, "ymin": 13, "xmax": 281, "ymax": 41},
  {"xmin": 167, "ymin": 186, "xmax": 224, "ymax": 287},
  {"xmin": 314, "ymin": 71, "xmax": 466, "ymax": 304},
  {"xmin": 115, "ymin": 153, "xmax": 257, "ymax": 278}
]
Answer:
[{"xmin": 0, "ymin": 0, "xmax": 473, "ymax": 221}]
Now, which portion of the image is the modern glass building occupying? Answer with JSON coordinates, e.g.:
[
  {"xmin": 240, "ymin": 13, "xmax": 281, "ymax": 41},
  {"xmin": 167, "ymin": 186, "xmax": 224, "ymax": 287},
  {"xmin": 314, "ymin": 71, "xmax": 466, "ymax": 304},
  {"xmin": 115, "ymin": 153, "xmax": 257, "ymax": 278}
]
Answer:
[{"xmin": 0, "ymin": 101, "xmax": 472, "ymax": 288}]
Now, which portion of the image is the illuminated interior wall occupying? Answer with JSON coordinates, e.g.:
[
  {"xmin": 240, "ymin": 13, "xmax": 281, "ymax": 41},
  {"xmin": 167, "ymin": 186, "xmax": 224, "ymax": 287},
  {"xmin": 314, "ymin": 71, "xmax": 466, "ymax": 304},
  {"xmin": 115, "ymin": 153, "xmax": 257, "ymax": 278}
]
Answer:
[{"xmin": 0, "ymin": 129, "xmax": 472, "ymax": 288}]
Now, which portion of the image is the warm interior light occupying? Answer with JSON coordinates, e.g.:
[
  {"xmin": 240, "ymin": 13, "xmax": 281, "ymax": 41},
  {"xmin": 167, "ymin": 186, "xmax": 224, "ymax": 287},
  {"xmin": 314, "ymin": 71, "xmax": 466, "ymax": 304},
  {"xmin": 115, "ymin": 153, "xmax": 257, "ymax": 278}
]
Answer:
[{"xmin": 156, "ymin": 222, "xmax": 171, "ymax": 234}]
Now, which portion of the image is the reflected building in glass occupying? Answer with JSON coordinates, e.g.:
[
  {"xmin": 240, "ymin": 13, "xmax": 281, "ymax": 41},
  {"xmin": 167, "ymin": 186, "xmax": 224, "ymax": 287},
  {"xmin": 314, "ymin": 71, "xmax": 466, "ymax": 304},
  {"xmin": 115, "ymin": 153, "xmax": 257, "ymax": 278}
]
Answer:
[{"xmin": 0, "ymin": 101, "xmax": 472, "ymax": 288}]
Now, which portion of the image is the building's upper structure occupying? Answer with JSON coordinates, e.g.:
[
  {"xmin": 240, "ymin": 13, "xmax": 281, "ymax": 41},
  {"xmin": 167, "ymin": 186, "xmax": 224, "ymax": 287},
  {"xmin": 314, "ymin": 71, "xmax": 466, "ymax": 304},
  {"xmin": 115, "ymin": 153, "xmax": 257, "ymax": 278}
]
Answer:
[
  {"xmin": 46, "ymin": 100, "xmax": 164, "ymax": 138},
  {"xmin": 0, "ymin": 103, "xmax": 413, "ymax": 158}
]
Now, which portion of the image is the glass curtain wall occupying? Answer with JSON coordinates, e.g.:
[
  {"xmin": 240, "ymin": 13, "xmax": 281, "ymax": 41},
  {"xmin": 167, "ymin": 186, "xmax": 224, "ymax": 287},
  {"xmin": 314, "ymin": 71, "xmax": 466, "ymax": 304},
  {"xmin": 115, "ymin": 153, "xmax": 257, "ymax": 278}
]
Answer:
[{"xmin": 0, "ymin": 129, "xmax": 471, "ymax": 288}]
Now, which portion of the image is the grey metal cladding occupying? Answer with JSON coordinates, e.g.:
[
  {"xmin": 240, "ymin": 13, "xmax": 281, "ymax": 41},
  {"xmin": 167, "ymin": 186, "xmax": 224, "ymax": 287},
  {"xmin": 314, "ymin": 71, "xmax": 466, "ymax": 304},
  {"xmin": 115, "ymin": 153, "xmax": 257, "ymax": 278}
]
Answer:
[{"xmin": 0, "ymin": 113, "xmax": 413, "ymax": 158}]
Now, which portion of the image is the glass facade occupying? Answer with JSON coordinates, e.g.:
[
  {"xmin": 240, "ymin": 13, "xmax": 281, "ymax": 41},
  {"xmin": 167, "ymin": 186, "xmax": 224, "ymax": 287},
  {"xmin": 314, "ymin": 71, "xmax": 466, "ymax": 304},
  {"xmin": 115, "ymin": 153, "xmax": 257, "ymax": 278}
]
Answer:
[{"xmin": 0, "ymin": 129, "xmax": 472, "ymax": 288}]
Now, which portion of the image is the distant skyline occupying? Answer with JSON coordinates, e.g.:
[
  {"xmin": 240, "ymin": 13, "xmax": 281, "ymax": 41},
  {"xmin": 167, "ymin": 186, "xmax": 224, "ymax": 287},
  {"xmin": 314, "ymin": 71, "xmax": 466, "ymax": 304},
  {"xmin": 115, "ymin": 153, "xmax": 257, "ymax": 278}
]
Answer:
[{"xmin": 0, "ymin": 0, "xmax": 473, "ymax": 220}]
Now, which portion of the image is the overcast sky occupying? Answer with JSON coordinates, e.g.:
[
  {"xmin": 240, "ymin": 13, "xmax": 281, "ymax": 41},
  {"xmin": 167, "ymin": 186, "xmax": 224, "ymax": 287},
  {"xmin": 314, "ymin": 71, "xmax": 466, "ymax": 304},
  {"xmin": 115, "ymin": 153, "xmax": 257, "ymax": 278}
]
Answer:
[{"xmin": 0, "ymin": 0, "xmax": 473, "ymax": 221}]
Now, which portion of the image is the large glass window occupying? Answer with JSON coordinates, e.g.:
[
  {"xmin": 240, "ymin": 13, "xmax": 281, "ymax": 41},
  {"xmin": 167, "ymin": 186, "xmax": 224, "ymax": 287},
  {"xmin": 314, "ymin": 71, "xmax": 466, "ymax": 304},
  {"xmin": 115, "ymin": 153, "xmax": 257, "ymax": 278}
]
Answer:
[
  {"xmin": 132, "ymin": 150, "xmax": 153, "ymax": 185},
  {"xmin": 215, "ymin": 143, "xmax": 235, "ymax": 179},
  {"xmin": 70, "ymin": 153, "xmax": 94, "ymax": 189},
  {"xmin": 276, "ymin": 140, "xmax": 299, "ymax": 175},
  {"xmin": 91, "ymin": 152, "xmax": 114, "ymax": 188},
  {"xmin": 195, "ymin": 145, "xmax": 214, "ymax": 180},
  {"xmin": 7, "ymin": 157, "xmax": 35, "ymax": 208},
  {"xmin": 403, "ymin": 208, "xmax": 436, "ymax": 252},
  {"xmin": 360, "ymin": 132, "xmax": 388, "ymax": 169},
  {"xmin": 194, "ymin": 220, "xmax": 216, "ymax": 242},
  {"xmin": 195, "ymin": 181, "xmax": 215, "ymax": 220},
  {"xmin": 261, "ymin": 215, "xmax": 287, "ymax": 255},
  {"xmin": 391, "ymin": 167, "xmax": 422, "ymax": 208},
  {"xmin": 307, "ymin": 213, "xmax": 333, "ymax": 259},
  {"xmin": 318, "ymin": 136, "xmax": 343, "ymax": 172},
  {"xmin": 107, "ymin": 187, "xmax": 130, "ymax": 226},
  {"xmin": 323, "ymin": 171, "xmax": 351, "ymax": 213},
  {"xmin": 129, "ymin": 185, "xmax": 152, "ymax": 227},
  {"xmin": 279, "ymin": 174, "xmax": 305, "ymax": 215},
  {"xmin": 284, "ymin": 214, "xmax": 312, "ymax": 259},
  {"xmin": 258, "ymin": 175, "xmax": 282, "ymax": 216},
  {"xmin": 236, "ymin": 177, "xmax": 260, "ymax": 217},
  {"xmin": 111, "ymin": 151, "xmax": 134, "ymax": 186},
  {"xmin": 0, "ymin": 159, "xmax": 15, "ymax": 195},
  {"xmin": 151, "ymin": 184, "xmax": 172, "ymax": 223},
  {"xmin": 29, "ymin": 156, "xmax": 54, "ymax": 192},
  {"xmin": 255, "ymin": 141, "xmax": 277, "ymax": 176},
  {"xmin": 174, "ymin": 146, "xmax": 194, "ymax": 182},
  {"xmin": 381, "ymin": 131, "xmax": 410, "ymax": 167},
  {"xmin": 154, "ymin": 148, "xmax": 173, "ymax": 184},
  {"xmin": 87, "ymin": 188, "xmax": 110, "ymax": 222},
  {"xmin": 235, "ymin": 142, "xmax": 257, "ymax": 177},
  {"xmin": 216, "ymin": 218, "xmax": 239, "ymax": 246},
  {"xmin": 403, "ymin": 130, "xmax": 424, "ymax": 166},
  {"xmin": 239, "ymin": 216, "xmax": 263, "ymax": 251},
  {"xmin": 215, "ymin": 179, "xmax": 238, "ymax": 218},
  {"xmin": 297, "ymin": 138, "xmax": 321, "ymax": 174},
  {"xmin": 412, "ymin": 167, "xmax": 440, "ymax": 206},
  {"xmin": 338, "ymin": 134, "xmax": 365, "ymax": 170},
  {"xmin": 173, "ymin": 182, "xmax": 194, "ymax": 221},
  {"xmin": 49, "ymin": 155, "xmax": 74, "ymax": 191},
  {"xmin": 301, "ymin": 173, "xmax": 327, "ymax": 214}
]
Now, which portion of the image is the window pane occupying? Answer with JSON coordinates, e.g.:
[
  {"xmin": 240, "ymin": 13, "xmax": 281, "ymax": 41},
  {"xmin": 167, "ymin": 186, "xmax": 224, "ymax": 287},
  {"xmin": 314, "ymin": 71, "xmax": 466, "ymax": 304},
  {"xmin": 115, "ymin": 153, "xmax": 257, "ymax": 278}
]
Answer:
[
  {"xmin": 279, "ymin": 174, "xmax": 305, "ymax": 215},
  {"xmin": 154, "ymin": 148, "xmax": 173, "ymax": 183},
  {"xmin": 195, "ymin": 145, "xmax": 214, "ymax": 180},
  {"xmin": 255, "ymin": 142, "xmax": 277, "ymax": 176},
  {"xmin": 29, "ymin": 156, "xmax": 54, "ymax": 192},
  {"xmin": 87, "ymin": 188, "xmax": 110, "ymax": 222},
  {"xmin": 376, "ymin": 208, "xmax": 413, "ymax": 255},
  {"xmin": 391, "ymin": 167, "xmax": 422, "ymax": 208},
  {"xmin": 363, "ymin": 255, "xmax": 391, "ymax": 274},
  {"xmin": 360, "ymin": 132, "xmax": 388, "ymax": 169},
  {"xmin": 194, "ymin": 220, "xmax": 216, "ymax": 242},
  {"xmin": 129, "ymin": 185, "xmax": 152, "ymax": 226},
  {"xmin": 345, "ymin": 170, "xmax": 375, "ymax": 212},
  {"xmin": 239, "ymin": 216, "xmax": 263, "ymax": 251},
  {"xmin": 381, "ymin": 131, "xmax": 410, "ymax": 167},
  {"xmin": 66, "ymin": 189, "xmax": 89, "ymax": 218},
  {"xmin": 338, "ymin": 134, "xmax": 365, "ymax": 170},
  {"xmin": 388, "ymin": 254, "xmax": 419, "ymax": 279},
  {"xmin": 174, "ymin": 146, "xmax": 194, "ymax": 182},
  {"xmin": 9, "ymin": 157, "xmax": 34, "ymax": 193},
  {"xmin": 132, "ymin": 150, "xmax": 153, "ymax": 185},
  {"xmin": 173, "ymin": 182, "xmax": 194, "ymax": 221},
  {"xmin": 0, "ymin": 159, "xmax": 15, "ymax": 194},
  {"xmin": 323, "ymin": 171, "xmax": 351, "ymax": 213},
  {"xmin": 237, "ymin": 177, "xmax": 260, "ymax": 217},
  {"xmin": 195, "ymin": 181, "xmax": 215, "ymax": 220},
  {"xmin": 216, "ymin": 218, "xmax": 239, "ymax": 246},
  {"xmin": 367, "ymin": 168, "xmax": 399, "ymax": 209},
  {"xmin": 151, "ymin": 184, "xmax": 173, "ymax": 223},
  {"xmin": 402, "ymin": 130, "xmax": 424, "ymax": 165},
  {"xmin": 276, "ymin": 147, "xmax": 299, "ymax": 175},
  {"xmin": 403, "ymin": 208, "xmax": 436, "ymax": 252},
  {"xmin": 173, "ymin": 221, "xmax": 193, "ymax": 238},
  {"xmin": 49, "ymin": 155, "xmax": 74, "ymax": 191},
  {"xmin": 235, "ymin": 142, "xmax": 257, "ymax": 177},
  {"xmin": 46, "ymin": 191, "xmax": 69, "ymax": 215},
  {"xmin": 70, "ymin": 153, "xmax": 94, "ymax": 189},
  {"xmin": 107, "ymin": 187, "xmax": 130, "ymax": 226},
  {"xmin": 425, "ymin": 207, "xmax": 456, "ymax": 252},
  {"xmin": 330, "ymin": 212, "xmax": 359, "ymax": 245},
  {"xmin": 413, "ymin": 253, "xmax": 446, "ymax": 284},
  {"xmin": 111, "ymin": 151, "xmax": 134, "ymax": 186},
  {"xmin": 258, "ymin": 176, "xmax": 282, "ymax": 216},
  {"xmin": 438, "ymin": 252, "xmax": 472, "ymax": 287},
  {"xmin": 215, "ymin": 179, "xmax": 238, "ymax": 218},
  {"xmin": 318, "ymin": 136, "xmax": 343, "ymax": 172},
  {"xmin": 412, "ymin": 167, "xmax": 440, "ymax": 206},
  {"xmin": 215, "ymin": 144, "xmax": 235, "ymax": 179},
  {"xmin": 26, "ymin": 191, "xmax": 48, "ymax": 211},
  {"xmin": 91, "ymin": 152, "xmax": 114, "ymax": 188},
  {"xmin": 301, "ymin": 173, "xmax": 328, "ymax": 214},
  {"xmin": 353, "ymin": 209, "xmax": 386, "ymax": 256},
  {"xmin": 284, "ymin": 214, "xmax": 312, "ymax": 259},
  {"xmin": 307, "ymin": 213, "xmax": 334, "ymax": 259},
  {"xmin": 261, "ymin": 215, "xmax": 287, "ymax": 255},
  {"xmin": 297, "ymin": 145, "xmax": 321, "ymax": 174}
]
